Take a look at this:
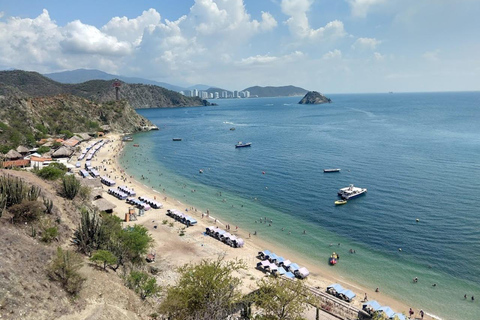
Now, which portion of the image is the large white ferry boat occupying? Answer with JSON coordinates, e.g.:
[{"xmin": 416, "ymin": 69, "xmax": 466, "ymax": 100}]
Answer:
[{"xmin": 338, "ymin": 184, "xmax": 367, "ymax": 200}]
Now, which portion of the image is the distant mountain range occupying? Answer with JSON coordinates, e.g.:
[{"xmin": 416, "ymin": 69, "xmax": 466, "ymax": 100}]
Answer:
[
  {"xmin": 0, "ymin": 70, "xmax": 206, "ymax": 109},
  {"xmin": 44, "ymin": 69, "xmax": 185, "ymax": 92},
  {"xmin": 43, "ymin": 69, "xmax": 309, "ymax": 98}
]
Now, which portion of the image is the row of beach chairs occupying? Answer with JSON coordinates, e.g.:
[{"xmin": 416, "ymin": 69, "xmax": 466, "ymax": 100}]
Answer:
[
  {"xmin": 257, "ymin": 250, "xmax": 309, "ymax": 279},
  {"xmin": 166, "ymin": 209, "xmax": 198, "ymax": 227},
  {"xmin": 205, "ymin": 226, "xmax": 245, "ymax": 248}
]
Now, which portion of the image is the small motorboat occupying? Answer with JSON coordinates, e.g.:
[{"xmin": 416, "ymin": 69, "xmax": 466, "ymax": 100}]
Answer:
[
  {"xmin": 172, "ymin": 138, "xmax": 182, "ymax": 141},
  {"xmin": 335, "ymin": 199, "xmax": 347, "ymax": 205},
  {"xmin": 199, "ymin": 169, "xmax": 203, "ymax": 174},
  {"xmin": 324, "ymin": 168, "xmax": 341, "ymax": 173},
  {"xmin": 235, "ymin": 142, "xmax": 252, "ymax": 148},
  {"xmin": 230, "ymin": 127, "xmax": 236, "ymax": 131}
]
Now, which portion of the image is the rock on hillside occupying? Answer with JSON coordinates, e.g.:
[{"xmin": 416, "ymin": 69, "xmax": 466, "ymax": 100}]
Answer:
[{"xmin": 298, "ymin": 91, "xmax": 331, "ymax": 104}]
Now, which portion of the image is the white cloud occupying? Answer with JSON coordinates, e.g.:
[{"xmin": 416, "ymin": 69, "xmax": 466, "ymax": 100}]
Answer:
[
  {"xmin": 281, "ymin": 0, "xmax": 346, "ymax": 40},
  {"xmin": 323, "ymin": 49, "xmax": 342, "ymax": 59},
  {"xmin": 422, "ymin": 49, "xmax": 440, "ymax": 62},
  {"xmin": 373, "ymin": 52, "xmax": 384, "ymax": 60},
  {"xmin": 102, "ymin": 8, "xmax": 161, "ymax": 45},
  {"xmin": 348, "ymin": 0, "xmax": 386, "ymax": 18},
  {"xmin": 61, "ymin": 20, "xmax": 132, "ymax": 56},
  {"xmin": 352, "ymin": 37, "xmax": 381, "ymax": 50},
  {"xmin": 236, "ymin": 51, "xmax": 304, "ymax": 67}
]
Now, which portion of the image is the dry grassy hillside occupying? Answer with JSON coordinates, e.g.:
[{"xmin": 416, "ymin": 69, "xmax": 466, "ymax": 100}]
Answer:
[{"xmin": 0, "ymin": 170, "xmax": 151, "ymax": 320}]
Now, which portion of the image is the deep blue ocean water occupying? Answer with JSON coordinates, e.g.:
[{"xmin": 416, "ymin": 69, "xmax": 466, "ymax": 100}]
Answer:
[{"xmin": 120, "ymin": 92, "xmax": 480, "ymax": 320}]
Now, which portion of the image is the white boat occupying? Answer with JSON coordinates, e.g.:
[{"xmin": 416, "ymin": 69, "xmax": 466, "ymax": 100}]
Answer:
[
  {"xmin": 324, "ymin": 168, "xmax": 341, "ymax": 173},
  {"xmin": 338, "ymin": 184, "xmax": 367, "ymax": 200}
]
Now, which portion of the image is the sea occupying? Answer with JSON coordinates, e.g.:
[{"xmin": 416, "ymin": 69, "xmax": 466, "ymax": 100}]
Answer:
[{"xmin": 119, "ymin": 92, "xmax": 480, "ymax": 320}]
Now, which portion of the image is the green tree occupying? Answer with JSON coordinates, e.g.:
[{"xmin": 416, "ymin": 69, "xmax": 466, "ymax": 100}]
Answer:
[
  {"xmin": 253, "ymin": 277, "xmax": 315, "ymax": 320},
  {"xmin": 159, "ymin": 258, "xmax": 246, "ymax": 320},
  {"xmin": 47, "ymin": 247, "xmax": 85, "ymax": 295},
  {"xmin": 126, "ymin": 270, "xmax": 161, "ymax": 299},
  {"xmin": 37, "ymin": 146, "xmax": 50, "ymax": 154},
  {"xmin": 117, "ymin": 225, "xmax": 153, "ymax": 265},
  {"xmin": 90, "ymin": 249, "xmax": 117, "ymax": 270}
]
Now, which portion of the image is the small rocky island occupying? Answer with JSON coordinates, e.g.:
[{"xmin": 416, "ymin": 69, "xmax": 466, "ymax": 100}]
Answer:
[{"xmin": 298, "ymin": 91, "xmax": 331, "ymax": 104}]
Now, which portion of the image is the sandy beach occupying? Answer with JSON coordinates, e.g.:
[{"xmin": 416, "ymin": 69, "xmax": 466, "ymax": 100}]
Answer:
[{"xmin": 82, "ymin": 133, "xmax": 432, "ymax": 320}]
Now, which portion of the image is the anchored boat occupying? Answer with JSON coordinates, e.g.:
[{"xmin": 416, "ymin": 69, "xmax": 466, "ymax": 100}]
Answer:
[
  {"xmin": 338, "ymin": 184, "xmax": 367, "ymax": 200},
  {"xmin": 235, "ymin": 142, "xmax": 252, "ymax": 148}
]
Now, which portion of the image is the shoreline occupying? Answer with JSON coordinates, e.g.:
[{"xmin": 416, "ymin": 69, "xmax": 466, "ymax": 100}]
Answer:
[{"xmin": 91, "ymin": 133, "xmax": 435, "ymax": 319}]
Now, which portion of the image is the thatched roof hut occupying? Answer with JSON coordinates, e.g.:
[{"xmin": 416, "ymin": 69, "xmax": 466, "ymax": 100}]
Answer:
[
  {"xmin": 5, "ymin": 149, "xmax": 23, "ymax": 160},
  {"xmin": 93, "ymin": 198, "xmax": 116, "ymax": 213},
  {"xmin": 75, "ymin": 133, "xmax": 92, "ymax": 141},
  {"xmin": 52, "ymin": 146, "xmax": 73, "ymax": 158},
  {"xmin": 16, "ymin": 146, "xmax": 30, "ymax": 155}
]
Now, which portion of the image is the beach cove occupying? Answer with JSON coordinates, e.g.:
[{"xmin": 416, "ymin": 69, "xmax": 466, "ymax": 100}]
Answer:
[{"xmin": 115, "ymin": 92, "xmax": 480, "ymax": 320}]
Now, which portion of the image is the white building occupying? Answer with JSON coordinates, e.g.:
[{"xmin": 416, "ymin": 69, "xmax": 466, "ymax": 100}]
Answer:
[
  {"xmin": 201, "ymin": 91, "xmax": 208, "ymax": 99},
  {"xmin": 214, "ymin": 92, "xmax": 219, "ymax": 99},
  {"xmin": 222, "ymin": 91, "xmax": 228, "ymax": 98}
]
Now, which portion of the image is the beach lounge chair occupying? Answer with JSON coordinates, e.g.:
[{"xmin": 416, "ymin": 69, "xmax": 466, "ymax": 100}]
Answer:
[
  {"xmin": 257, "ymin": 260, "xmax": 270, "ymax": 271},
  {"xmin": 337, "ymin": 288, "xmax": 356, "ymax": 302},
  {"xmin": 272, "ymin": 266, "xmax": 287, "ymax": 276},
  {"xmin": 327, "ymin": 284, "xmax": 344, "ymax": 296},
  {"xmin": 296, "ymin": 267, "xmax": 310, "ymax": 279},
  {"xmin": 258, "ymin": 250, "xmax": 271, "ymax": 260},
  {"xmin": 362, "ymin": 300, "xmax": 381, "ymax": 313},
  {"xmin": 288, "ymin": 263, "xmax": 300, "ymax": 273},
  {"xmin": 279, "ymin": 259, "xmax": 292, "ymax": 268},
  {"xmin": 268, "ymin": 253, "xmax": 279, "ymax": 263},
  {"xmin": 376, "ymin": 306, "xmax": 395, "ymax": 319}
]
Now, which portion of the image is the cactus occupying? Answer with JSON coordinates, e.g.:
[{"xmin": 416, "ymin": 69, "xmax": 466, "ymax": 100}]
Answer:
[
  {"xmin": 62, "ymin": 175, "xmax": 80, "ymax": 200},
  {"xmin": 31, "ymin": 225, "xmax": 37, "ymax": 238},
  {"xmin": 0, "ymin": 175, "xmax": 42, "ymax": 208},
  {"xmin": 43, "ymin": 196, "xmax": 54, "ymax": 214}
]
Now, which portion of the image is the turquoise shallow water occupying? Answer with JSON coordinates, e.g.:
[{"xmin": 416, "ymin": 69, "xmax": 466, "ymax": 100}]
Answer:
[{"xmin": 120, "ymin": 92, "xmax": 480, "ymax": 320}]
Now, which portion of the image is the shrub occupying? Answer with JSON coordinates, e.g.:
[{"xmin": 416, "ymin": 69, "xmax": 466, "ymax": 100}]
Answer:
[
  {"xmin": 47, "ymin": 247, "xmax": 85, "ymax": 295},
  {"xmin": 36, "ymin": 165, "xmax": 65, "ymax": 180},
  {"xmin": 126, "ymin": 271, "xmax": 161, "ymax": 299},
  {"xmin": 9, "ymin": 200, "xmax": 43, "ymax": 223},
  {"xmin": 42, "ymin": 226, "xmax": 58, "ymax": 243},
  {"xmin": 78, "ymin": 185, "xmax": 91, "ymax": 201},
  {"xmin": 62, "ymin": 175, "xmax": 80, "ymax": 199},
  {"xmin": 90, "ymin": 249, "xmax": 117, "ymax": 270},
  {"xmin": 37, "ymin": 146, "xmax": 50, "ymax": 154}
]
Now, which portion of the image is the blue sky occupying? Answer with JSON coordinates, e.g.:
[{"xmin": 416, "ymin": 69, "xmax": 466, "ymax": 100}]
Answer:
[{"xmin": 1, "ymin": 0, "xmax": 479, "ymax": 93}]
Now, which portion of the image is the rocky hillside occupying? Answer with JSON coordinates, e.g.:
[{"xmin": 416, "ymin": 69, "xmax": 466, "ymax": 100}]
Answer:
[
  {"xmin": 0, "ymin": 70, "xmax": 206, "ymax": 109},
  {"xmin": 298, "ymin": 91, "xmax": 331, "ymax": 104},
  {"xmin": 243, "ymin": 85, "xmax": 308, "ymax": 97},
  {"xmin": 0, "ymin": 93, "xmax": 151, "ymax": 149}
]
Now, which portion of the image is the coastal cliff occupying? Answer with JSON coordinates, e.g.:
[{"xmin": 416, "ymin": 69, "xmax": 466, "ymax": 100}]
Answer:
[{"xmin": 298, "ymin": 91, "xmax": 331, "ymax": 104}]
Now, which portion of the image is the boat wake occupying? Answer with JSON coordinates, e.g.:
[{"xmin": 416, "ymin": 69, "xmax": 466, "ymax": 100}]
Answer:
[{"xmin": 223, "ymin": 121, "xmax": 235, "ymax": 125}]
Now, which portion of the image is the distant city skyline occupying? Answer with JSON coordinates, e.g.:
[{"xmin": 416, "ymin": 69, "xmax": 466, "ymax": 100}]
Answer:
[
  {"xmin": 0, "ymin": 0, "xmax": 479, "ymax": 93},
  {"xmin": 181, "ymin": 89, "xmax": 250, "ymax": 99}
]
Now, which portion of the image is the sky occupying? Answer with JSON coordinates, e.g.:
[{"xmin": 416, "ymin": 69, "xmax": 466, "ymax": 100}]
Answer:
[{"xmin": 0, "ymin": 0, "xmax": 479, "ymax": 93}]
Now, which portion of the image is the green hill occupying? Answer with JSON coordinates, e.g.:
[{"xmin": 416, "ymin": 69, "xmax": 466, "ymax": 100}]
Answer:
[{"xmin": 242, "ymin": 85, "xmax": 308, "ymax": 97}]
